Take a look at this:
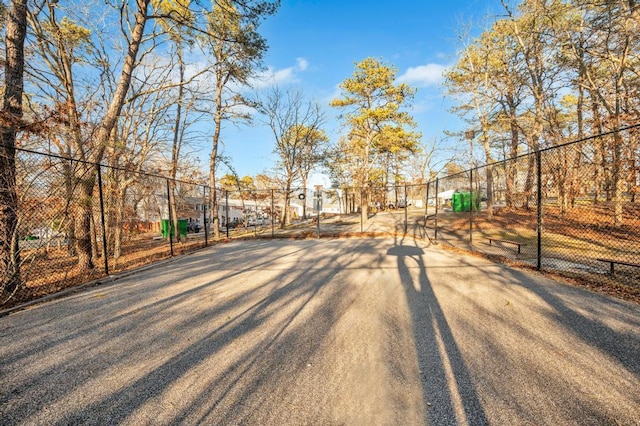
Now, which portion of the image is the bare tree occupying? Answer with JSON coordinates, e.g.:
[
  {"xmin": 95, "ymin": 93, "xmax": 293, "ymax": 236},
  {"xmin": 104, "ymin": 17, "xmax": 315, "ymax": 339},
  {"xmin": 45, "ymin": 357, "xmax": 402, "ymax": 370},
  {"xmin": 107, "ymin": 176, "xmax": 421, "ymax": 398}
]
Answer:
[
  {"xmin": 0, "ymin": 0, "xmax": 27, "ymax": 299},
  {"xmin": 105, "ymin": 57, "xmax": 174, "ymax": 262},
  {"xmin": 256, "ymin": 86, "xmax": 326, "ymax": 227},
  {"xmin": 199, "ymin": 0, "xmax": 270, "ymax": 237},
  {"xmin": 298, "ymin": 123, "xmax": 328, "ymax": 218},
  {"xmin": 406, "ymin": 137, "xmax": 450, "ymax": 184}
]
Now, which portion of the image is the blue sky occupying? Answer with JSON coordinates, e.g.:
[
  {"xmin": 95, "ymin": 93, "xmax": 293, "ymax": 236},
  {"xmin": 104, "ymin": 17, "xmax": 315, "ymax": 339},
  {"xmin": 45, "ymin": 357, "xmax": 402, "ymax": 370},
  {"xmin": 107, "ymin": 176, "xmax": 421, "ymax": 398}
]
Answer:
[{"xmin": 208, "ymin": 0, "xmax": 502, "ymax": 183}]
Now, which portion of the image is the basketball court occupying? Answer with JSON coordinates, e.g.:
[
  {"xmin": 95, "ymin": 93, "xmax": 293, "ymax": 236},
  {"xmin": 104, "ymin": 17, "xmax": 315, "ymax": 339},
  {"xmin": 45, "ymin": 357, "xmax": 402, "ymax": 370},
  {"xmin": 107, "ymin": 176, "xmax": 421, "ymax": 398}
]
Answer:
[{"xmin": 1, "ymin": 238, "xmax": 638, "ymax": 424}]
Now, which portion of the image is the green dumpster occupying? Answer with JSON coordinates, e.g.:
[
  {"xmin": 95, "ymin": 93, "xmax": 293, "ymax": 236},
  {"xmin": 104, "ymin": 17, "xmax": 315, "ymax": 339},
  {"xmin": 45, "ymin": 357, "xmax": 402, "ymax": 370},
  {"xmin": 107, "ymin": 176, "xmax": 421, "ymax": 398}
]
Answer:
[
  {"xmin": 160, "ymin": 219, "xmax": 188, "ymax": 238},
  {"xmin": 451, "ymin": 192, "xmax": 463, "ymax": 212},
  {"xmin": 452, "ymin": 191, "xmax": 480, "ymax": 212},
  {"xmin": 177, "ymin": 219, "xmax": 188, "ymax": 238},
  {"xmin": 161, "ymin": 219, "xmax": 172, "ymax": 238}
]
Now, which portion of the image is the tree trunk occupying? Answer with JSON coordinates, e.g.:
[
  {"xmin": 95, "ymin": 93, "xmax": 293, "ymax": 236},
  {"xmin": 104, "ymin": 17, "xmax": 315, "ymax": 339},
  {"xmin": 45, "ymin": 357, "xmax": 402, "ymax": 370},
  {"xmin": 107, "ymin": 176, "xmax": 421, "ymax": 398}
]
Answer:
[
  {"xmin": 0, "ymin": 148, "xmax": 20, "ymax": 297},
  {"xmin": 591, "ymin": 96, "xmax": 604, "ymax": 204},
  {"xmin": 66, "ymin": 0, "xmax": 150, "ymax": 272},
  {"xmin": 113, "ymin": 185, "xmax": 126, "ymax": 262},
  {"xmin": 90, "ymin": 201, "xmax": 98, "ymax": 263},
  {"xmin": 94, "ymin": 0, "xmax": 149, "ymax": 153},
  {"xmin": 301, "ymin": 179, "xmax": 307, "ymax": 219},
  {"xmin": 1, "ymin": 0, "xmax": 28, "ymax": 298},
  {"xmin": 523, "ymin": 155, "xmax": 536, "ymax": 211},
  {"xmin": 281, "ymin": 180, "xmax": 292, "ymax": 228},
  {"xmin": 505, "ymin": 101, "xmax": 519, "ymax": 208},
  {"xmin": 169, "ymin": 37, "xmax": 185, "ymax": 241},
  {"xmin": 480, "ymin": 129, "xmax": 494, "ymax": 218},
  {"xmin": 569, "ymin": 79, "xmax": 586, "ymax": 210},
  {"xmin": 75, "ymin": 177, "xmax": 96, "ymax": 270},
  {"xmin": 629, "ymin": 127, "xmax": 638, "ymax": 203},
  {"xmin": 169, "ymin": 181, "xmax": 179, "ymax": 242},
  {"xmin": 558, "ymin": 150, "xmax": 569, "ymax": 215},
  {"xmin": 105, "ymin": 168, "xmax": 118, "ymax": 256},
  {"xmin": 210, "ymin": 71, "xmax": 224, "ymax": 239},
  {"xmin": 209, "ymin": 157, "xmax": 219, "ymax": 239},
  {"xmin": 63, "ymin": 158, "xmax": 77, "ymax": 256},
  {"xmin": 360, "ymin": 187, "xmax": 369, "ymax": 225},
  {"xmin": 612, "ymin": 130, "xmax": 625, "ymax": 227}
]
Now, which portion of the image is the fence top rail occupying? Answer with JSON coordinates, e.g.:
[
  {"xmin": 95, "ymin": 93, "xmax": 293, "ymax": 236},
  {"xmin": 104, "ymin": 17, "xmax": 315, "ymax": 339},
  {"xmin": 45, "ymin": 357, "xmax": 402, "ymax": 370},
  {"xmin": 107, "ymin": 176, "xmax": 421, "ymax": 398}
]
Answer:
[
  {"xmin": 5, "ymin": 122, "xmax": 638, "ymax": 193},
  {"xmin": 6, "ymin": 143, "xmax": 210, "ymax": 189},
  {"xmin": 427, "ymin": 123, "xmax": 640, "ymax": 186}
]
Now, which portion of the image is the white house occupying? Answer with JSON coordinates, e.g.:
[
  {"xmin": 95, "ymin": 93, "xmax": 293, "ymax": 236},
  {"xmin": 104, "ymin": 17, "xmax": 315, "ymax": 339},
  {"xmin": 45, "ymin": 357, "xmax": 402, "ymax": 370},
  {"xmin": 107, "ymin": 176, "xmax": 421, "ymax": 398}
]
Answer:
[{"xmin": 437, "ymin": 189, "xmax": 456, "ymax": 205}]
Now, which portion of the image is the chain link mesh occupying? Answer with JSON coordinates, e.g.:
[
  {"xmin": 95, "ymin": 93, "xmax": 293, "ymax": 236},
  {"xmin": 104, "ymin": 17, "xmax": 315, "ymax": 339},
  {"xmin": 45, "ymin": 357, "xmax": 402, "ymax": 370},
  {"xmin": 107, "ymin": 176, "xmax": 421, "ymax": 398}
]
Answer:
[
  {"xmin": 425, "ymin": 132, "xmax": 639, "ymax": 290},
  {"xmin": 1, "ymin": 129, "xmax": 638, "ymax": 309},
  {"xmin": 1, "ymin": 149, "xmax": 212, "ymax": 309}
]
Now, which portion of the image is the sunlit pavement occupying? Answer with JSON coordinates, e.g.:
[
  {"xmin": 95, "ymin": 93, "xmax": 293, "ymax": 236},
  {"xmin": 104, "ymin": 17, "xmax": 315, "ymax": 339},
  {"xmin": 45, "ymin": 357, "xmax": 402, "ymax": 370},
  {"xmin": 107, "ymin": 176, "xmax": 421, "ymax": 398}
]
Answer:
[{"xmin": 1, "ymin": 238, "xmax": 639, "ymax": 425}]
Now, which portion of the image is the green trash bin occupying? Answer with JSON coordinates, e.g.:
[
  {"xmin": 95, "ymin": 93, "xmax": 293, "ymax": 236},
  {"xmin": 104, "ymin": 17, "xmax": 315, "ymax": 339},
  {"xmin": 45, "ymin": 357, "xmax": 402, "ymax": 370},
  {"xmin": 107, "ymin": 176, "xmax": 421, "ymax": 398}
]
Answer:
[
  {"xmin": 177, "ymin": 219, "xmax": 188, "ymax": 238},
  {"xmin": 161, "ymin": 219, "xmax": 172, "ymax": 238},
  {"xmin": 452, "ymin": 191, "xmax": 480, "ymax": 212},
  {"xmin": 470, "ymin": 192, "xmax": 480, "ymax": 211},
  {"xmin": 452, "ymin": 192, "xmax": 463, "ymax": 212},
  {"xmin": 161, "ymin": 219, "xmax": 188, "ymax": 238}
]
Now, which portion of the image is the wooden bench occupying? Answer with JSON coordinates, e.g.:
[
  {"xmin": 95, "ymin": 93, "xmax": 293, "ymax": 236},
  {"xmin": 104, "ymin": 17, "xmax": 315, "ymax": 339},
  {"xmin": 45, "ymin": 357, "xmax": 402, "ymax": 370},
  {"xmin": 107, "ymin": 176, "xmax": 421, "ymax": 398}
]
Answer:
[
  {"xmin": 596, "ymin": 258, "xmax": 640, "ymax": 275},
  {"xmin": 488, "ymin": 238, "xmax": 525, "ymax": 254}
]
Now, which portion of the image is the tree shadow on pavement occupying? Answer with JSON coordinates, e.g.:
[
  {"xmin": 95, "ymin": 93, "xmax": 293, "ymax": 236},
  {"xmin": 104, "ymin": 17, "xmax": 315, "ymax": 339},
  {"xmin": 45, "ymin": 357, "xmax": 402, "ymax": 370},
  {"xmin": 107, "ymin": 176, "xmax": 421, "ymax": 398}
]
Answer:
[
  {"xmin": 0, "ymin": 240, "xmax": 361, "ymax": 424},
  {"xmin": 505, "ymin": 266, "xmax": 640, "ymax": 378},
  {"xmin": 415, "ymin": 239, "xmax": 640, "ymax": 424},
  {"xmin": 387, "ymin": 236, "xmax": 489, "ymax": 425}
]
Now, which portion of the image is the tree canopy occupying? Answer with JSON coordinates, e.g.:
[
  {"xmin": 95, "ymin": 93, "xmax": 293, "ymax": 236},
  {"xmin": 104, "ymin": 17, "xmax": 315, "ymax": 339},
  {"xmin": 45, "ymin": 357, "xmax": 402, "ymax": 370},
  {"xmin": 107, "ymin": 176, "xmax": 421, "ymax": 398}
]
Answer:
[{"xmin": 330, "ymin": 57, "xmax": 421, "ymax": 221}]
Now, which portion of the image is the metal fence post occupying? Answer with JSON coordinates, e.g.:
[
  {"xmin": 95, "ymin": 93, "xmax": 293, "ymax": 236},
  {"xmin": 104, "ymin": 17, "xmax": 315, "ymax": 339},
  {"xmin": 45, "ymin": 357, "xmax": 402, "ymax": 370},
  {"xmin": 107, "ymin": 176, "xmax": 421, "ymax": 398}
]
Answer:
[
  {"xmin": 166, "ymin": 179, "xmax": 174, "ymax": 256},
  {"xmin": 434, "ymin": 178, "xmax": 439, "ymax": 240},
  {"xmin": 404, "ymin": 184, "xmax": 408, "ymax": 234},
  {"xmin": 225, "ymin": 189, "xmax": 229, "ymax": 239},
  {"xmin": 317, "ymin": 189, "xmax": 321, "ymax": 239},
  {"xmin": 203, "ymin": 185, "xmax": 208, "ymax": 247},
  {"xmin": 469, "ymin": 168, "xmax": 473, "ymax": 245},
  {"xmin": 360, "ymin": 188, "xmax": 363, "ymax": 233},
  {"xmin": 97, "ymin": 165, "xmax": 109, "ymax": 275},
  {"xmin": 424, "ymin": 182, "xmax": 430, "ymax": 221},
  {"xmin": 536, "ymin": 150, "xmax": 542, "ymax": 270}
]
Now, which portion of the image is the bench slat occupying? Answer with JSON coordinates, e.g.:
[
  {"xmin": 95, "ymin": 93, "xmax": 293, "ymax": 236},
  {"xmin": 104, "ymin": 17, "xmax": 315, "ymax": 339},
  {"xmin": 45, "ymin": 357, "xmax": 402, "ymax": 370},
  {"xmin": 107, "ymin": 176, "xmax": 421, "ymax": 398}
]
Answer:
[
  {"xmin": 488, "ymin": 238, "xmax": 524, "ymax": 254},
  {"xmin": 595, "ymin": 258, "xmax": 640, "ymax": 275}
]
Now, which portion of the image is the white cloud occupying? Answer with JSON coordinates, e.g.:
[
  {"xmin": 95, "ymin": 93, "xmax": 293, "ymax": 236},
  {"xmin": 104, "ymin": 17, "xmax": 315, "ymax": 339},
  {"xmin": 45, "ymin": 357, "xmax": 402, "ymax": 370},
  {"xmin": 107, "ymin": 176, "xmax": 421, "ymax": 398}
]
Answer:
[
  {"xmin": 411, "ymin": 100, "xmax": 433, "ymax": 114},
  {"xmin": 321, "ymin": 84, "xmax": 342, "ymax": 105},
  {"xmin": 270, "ymin": 66, "xmax": 297, "ymax": 84},
  {"xmin": 296, "ymin": 57, "xmax": 309, "ymax": 71},
  {"xmin": 252, "ymin": 57, "xmax": 310, "ymax": 88},
  {"xmin": 397, "ymin": 63, "xmax": 447, "ymax": 87}
]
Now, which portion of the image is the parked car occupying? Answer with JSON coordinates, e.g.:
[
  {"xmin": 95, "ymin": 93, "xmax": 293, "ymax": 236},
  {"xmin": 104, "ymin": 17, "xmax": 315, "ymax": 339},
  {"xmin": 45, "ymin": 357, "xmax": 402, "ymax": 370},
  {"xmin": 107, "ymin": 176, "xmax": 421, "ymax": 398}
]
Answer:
[
  {"xmin": 222, "ymin": 221, "xmax": 240, "ymax": 229},
  {"xmin": 248, "ymin": 217, "xmax": 269, "ymax": 226},
  {"xmin": 187, "ymin": 222, "xmax": 202, "ymax": 233}
]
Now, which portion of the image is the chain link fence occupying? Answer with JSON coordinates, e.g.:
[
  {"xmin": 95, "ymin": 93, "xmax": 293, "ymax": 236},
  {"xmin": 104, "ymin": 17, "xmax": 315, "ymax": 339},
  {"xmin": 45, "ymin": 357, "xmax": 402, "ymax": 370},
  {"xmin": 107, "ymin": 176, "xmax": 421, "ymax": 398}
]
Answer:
[
  {"xmin": 424, "ymin": 129, "xmax": 640, "ymax": 292},
  {"xmin": 1, "ymin": 148, "xmax": 212, "ymax": 309},
  {"xmin": 1, "ymin": 127, "xmax": 638, "ymax": 309}
]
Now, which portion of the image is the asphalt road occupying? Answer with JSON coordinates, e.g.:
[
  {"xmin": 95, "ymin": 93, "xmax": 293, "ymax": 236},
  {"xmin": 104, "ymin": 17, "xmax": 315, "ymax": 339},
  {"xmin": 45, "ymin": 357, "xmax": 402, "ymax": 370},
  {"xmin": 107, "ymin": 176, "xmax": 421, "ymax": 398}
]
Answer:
[{"xmin": 1, "ymin": 238, "xmax": 639, "ymax": 425}]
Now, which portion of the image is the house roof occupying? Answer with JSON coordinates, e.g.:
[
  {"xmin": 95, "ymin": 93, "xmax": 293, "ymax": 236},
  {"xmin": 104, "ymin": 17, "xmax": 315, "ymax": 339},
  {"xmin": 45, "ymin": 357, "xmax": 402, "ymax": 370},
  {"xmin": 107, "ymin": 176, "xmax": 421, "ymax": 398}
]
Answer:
[{"xmin": 437, "ymin": 189, "xmax": 456, "ymax": 198}]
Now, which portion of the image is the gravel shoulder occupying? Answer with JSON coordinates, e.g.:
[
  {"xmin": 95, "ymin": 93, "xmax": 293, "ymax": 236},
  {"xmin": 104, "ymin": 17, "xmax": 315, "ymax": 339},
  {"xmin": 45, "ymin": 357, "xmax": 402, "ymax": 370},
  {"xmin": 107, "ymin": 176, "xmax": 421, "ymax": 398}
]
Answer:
[{"xmin": 1, "ymin": 238, "xmax": 639, "ymax": 425}]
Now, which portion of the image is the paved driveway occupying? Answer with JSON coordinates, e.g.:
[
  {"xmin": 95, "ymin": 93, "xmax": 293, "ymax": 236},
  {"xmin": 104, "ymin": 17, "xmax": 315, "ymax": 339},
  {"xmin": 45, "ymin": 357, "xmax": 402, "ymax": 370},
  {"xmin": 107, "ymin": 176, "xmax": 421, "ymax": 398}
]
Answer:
[{"xmin": 1, "ymin": 238, "xmax": 639, "ymax": 425}]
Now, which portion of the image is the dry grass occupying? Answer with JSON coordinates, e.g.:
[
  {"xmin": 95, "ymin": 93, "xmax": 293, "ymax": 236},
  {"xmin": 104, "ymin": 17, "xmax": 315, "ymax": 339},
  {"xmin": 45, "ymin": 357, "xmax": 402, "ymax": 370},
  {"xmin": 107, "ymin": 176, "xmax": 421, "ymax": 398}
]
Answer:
[
  {"xmin": 3, "ymin": 203, "xmax": 639, "ymax": 310},
  {"xmin": 2, "ymin": 236, "xmax": 207, "ymax": 309},
  {"xmin": 429, "ymin": 203, "xmax": 640, "ymax": 304}
]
